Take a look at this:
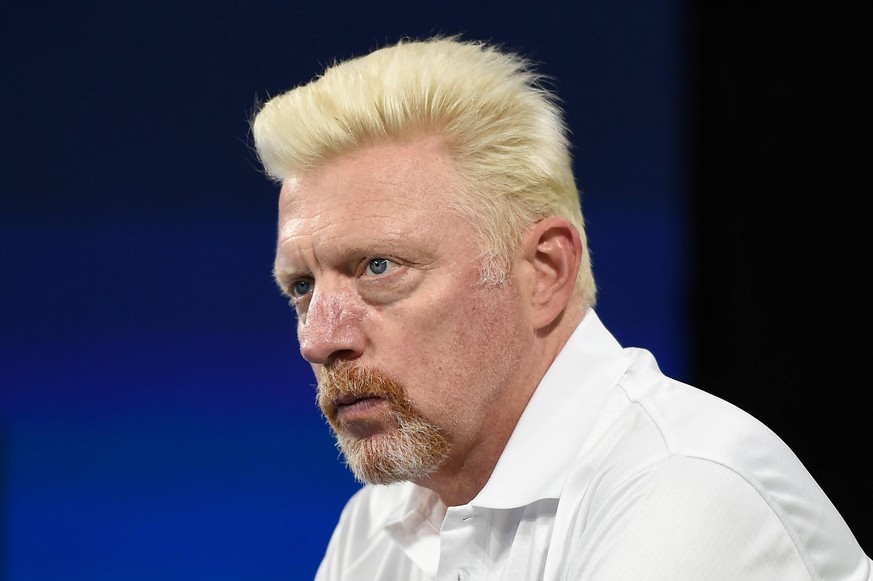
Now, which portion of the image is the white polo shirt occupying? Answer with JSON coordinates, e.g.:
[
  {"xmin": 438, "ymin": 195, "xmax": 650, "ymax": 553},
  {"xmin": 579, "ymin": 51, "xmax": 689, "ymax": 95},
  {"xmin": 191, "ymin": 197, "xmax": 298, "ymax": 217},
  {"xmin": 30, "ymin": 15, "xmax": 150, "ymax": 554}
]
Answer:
[{"xmin": 315, "ymin": 310, "xmax": 871, "ymax": 580}]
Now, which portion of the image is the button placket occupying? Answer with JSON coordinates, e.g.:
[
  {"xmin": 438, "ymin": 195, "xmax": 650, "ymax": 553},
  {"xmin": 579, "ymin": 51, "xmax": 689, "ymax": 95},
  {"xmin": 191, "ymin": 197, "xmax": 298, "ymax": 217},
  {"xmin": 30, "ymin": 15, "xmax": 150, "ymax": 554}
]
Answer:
[{"xmin": 438, "ymin": 506, "xmax": 482, "ymax": 581}]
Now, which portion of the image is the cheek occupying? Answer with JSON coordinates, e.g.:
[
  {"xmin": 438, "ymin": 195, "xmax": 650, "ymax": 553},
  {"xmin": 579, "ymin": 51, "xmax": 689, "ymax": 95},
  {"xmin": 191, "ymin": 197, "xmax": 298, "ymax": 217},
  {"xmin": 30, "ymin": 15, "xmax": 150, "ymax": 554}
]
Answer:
[
  {"xmin": 401, "ymin": 284, "xmax": 527, "ymax": 414},
  {"xmin": 459, "ymin": 293, "xmax": 527, "ymax": 383}
]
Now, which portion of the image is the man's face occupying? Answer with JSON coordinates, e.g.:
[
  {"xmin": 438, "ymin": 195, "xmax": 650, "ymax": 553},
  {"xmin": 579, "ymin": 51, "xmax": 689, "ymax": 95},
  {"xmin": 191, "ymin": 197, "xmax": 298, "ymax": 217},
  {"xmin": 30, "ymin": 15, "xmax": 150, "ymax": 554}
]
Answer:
[{"xmin": 273, "ymin": 136, "xmax": 534, "ymax": 487}]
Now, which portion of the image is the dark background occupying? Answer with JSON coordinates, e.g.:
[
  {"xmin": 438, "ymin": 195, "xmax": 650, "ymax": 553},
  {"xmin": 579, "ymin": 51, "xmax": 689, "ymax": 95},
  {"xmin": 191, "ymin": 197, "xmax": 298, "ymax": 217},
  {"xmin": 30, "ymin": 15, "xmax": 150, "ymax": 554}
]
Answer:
[{"xmin": 2, "ymin": 1, "xmax": 868, "ymax": 578}]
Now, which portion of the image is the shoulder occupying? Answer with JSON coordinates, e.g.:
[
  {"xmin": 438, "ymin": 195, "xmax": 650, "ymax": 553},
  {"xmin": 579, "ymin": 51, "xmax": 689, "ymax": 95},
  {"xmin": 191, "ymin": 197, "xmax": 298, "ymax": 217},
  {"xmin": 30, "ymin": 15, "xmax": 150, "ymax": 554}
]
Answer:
[
  {"xmin": 556, "ymin": 350, "xmax": 869, "ymax": 580},
  {"xmin": 602, "ymin": 347, "xmax": 818, "ymax": 497}
]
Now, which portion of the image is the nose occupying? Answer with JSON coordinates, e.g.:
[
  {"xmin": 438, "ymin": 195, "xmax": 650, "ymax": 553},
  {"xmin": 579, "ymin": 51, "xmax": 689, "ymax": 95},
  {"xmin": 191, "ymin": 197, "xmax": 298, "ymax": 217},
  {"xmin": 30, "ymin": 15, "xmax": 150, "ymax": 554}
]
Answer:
[{"xmin": 298, "ymin": 287, "xmax": 365, "ymax": 366}]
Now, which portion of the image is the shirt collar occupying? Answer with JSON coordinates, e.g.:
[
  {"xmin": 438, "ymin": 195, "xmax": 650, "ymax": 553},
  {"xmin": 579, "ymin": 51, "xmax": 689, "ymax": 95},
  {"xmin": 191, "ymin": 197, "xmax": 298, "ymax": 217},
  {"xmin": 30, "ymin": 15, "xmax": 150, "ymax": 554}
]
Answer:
[{"xmin": 469, "ymin": 308, "xmax": 631, "ymax": 509}]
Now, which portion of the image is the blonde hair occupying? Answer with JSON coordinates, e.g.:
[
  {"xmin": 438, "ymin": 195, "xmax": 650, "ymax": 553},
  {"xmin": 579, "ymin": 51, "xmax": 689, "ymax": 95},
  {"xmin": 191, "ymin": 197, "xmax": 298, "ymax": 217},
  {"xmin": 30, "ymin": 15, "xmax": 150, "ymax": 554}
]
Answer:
[{"xmin": 252, "ymin": 36, "xmax": 596, "ymax": 306}]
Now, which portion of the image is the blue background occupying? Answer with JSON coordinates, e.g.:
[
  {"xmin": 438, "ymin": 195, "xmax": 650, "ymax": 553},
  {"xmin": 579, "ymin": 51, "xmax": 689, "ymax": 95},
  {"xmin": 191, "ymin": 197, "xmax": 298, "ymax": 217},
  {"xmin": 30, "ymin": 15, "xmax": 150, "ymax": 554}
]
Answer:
[{"xmin": 2, "ymin": 1, "xmax": 868, "ymax": 579}]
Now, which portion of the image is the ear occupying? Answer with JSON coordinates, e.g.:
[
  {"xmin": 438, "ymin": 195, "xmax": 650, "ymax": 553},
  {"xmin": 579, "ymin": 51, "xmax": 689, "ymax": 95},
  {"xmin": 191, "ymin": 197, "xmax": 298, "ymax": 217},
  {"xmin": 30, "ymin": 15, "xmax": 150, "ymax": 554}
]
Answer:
[{"xmin": 518, "ymin": 216, "xmax": 583, "ymax": 330}]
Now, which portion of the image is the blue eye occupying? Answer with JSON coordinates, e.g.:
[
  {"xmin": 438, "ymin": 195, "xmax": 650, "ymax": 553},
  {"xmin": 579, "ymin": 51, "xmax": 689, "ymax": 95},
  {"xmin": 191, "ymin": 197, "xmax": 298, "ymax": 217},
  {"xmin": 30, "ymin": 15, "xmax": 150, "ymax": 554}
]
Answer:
[
  {"xmin": 292, "ymin": 279, "xmax": 313, "ymax": 297},
  {"xmin": 366, "ymin": 258, "xmax": 391, "ymax": 275}
]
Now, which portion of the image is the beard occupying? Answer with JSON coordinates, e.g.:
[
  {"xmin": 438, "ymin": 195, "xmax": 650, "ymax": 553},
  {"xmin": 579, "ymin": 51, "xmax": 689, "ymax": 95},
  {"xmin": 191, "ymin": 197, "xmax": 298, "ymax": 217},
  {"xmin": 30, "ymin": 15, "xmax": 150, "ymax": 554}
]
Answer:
[{"xmin": 316, "ymin": 362, "xmax": 450, "ymax": 485}]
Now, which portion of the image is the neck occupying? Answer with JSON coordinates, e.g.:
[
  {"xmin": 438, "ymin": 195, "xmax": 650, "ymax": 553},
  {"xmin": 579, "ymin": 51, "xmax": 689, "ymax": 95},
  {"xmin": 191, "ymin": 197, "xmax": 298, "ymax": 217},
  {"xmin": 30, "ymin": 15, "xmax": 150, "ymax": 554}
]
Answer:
[{"xmin": 417, "ymin": 305, "xmax": 588, "ymax": 506}]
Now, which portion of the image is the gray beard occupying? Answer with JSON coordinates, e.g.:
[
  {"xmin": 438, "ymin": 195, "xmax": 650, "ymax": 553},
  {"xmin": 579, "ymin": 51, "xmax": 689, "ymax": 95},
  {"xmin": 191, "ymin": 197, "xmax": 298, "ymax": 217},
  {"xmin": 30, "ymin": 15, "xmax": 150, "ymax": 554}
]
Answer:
[{"xmin": 317, "ymin": 362, "xmax": 450, "ymax": 484}]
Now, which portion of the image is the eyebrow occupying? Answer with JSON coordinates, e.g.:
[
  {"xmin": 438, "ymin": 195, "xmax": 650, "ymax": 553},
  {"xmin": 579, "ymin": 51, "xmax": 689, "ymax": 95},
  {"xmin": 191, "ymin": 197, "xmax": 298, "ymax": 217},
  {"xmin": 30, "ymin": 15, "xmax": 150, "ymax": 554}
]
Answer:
[{"xmin": 272, "ymin": 265, "xmax": 306, "ymax": 296}]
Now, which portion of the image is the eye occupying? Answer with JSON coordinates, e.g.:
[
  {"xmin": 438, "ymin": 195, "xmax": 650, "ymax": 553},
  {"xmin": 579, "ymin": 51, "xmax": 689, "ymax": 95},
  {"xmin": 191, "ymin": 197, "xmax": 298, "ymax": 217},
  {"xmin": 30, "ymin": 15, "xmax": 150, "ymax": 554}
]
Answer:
[
  {"xmin": 365, "ymin": 258, "xmax": 394, "ymax": 276},
  {"xmin": 290, "ymin": 278, "xmax": 314, "ymax": 298}
]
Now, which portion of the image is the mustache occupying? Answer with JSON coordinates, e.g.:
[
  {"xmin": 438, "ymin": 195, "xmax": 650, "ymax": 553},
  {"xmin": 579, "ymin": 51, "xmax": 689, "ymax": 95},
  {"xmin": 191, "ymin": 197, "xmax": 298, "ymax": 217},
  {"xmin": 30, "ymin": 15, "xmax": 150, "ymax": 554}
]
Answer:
[{"xmin": 316, "ymin": 362, "xmax": 409, "ymax": 422}]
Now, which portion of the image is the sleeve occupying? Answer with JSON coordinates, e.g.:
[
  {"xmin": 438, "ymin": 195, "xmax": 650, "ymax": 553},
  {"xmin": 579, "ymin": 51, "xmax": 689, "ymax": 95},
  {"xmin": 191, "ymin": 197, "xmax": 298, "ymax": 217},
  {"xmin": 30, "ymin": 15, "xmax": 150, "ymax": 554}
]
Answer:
[{"xmin": 565, "ymin": 455, "xmax": 817, "ymax": 581}]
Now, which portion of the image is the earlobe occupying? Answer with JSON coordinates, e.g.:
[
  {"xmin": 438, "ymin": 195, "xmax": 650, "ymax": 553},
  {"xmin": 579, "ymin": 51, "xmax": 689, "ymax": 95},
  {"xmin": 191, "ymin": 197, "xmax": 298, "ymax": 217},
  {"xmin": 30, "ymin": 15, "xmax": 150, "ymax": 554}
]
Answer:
[{"xmin": 521, "ymin": 216, "xmax": 584, "ymax": 330}]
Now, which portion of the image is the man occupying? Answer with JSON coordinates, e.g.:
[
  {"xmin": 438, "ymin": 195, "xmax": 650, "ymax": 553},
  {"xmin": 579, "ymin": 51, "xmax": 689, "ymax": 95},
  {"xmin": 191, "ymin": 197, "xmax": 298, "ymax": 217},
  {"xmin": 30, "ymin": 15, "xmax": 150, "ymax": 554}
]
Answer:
[{"xmin": 252, "ymin": 36, "xmax": 870, "ymax": 580}]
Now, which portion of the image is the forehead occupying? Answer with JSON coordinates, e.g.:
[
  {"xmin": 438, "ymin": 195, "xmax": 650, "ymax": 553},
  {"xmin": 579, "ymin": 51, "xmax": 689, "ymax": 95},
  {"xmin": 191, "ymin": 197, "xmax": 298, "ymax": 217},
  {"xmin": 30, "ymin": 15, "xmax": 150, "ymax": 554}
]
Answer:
[{"xmin": 278, "ymin": 137, "xmax": 463, "ymax": 239}]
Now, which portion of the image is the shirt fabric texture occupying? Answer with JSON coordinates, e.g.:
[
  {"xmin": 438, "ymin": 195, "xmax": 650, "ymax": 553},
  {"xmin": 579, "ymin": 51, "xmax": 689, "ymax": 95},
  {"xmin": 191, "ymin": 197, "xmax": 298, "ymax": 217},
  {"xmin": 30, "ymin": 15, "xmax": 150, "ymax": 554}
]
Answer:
[{"xmin": 315, "ymin": 309, "xmax": 871, "ymax": 580}]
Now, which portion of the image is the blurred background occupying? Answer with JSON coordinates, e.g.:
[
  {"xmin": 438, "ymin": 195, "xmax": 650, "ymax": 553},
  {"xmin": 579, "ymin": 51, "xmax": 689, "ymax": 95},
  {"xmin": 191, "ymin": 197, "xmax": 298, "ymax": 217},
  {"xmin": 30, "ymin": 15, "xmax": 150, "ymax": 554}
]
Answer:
[{"xmin": 2, "ymin": 0, "xmax": 868, "ymax": 578}]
